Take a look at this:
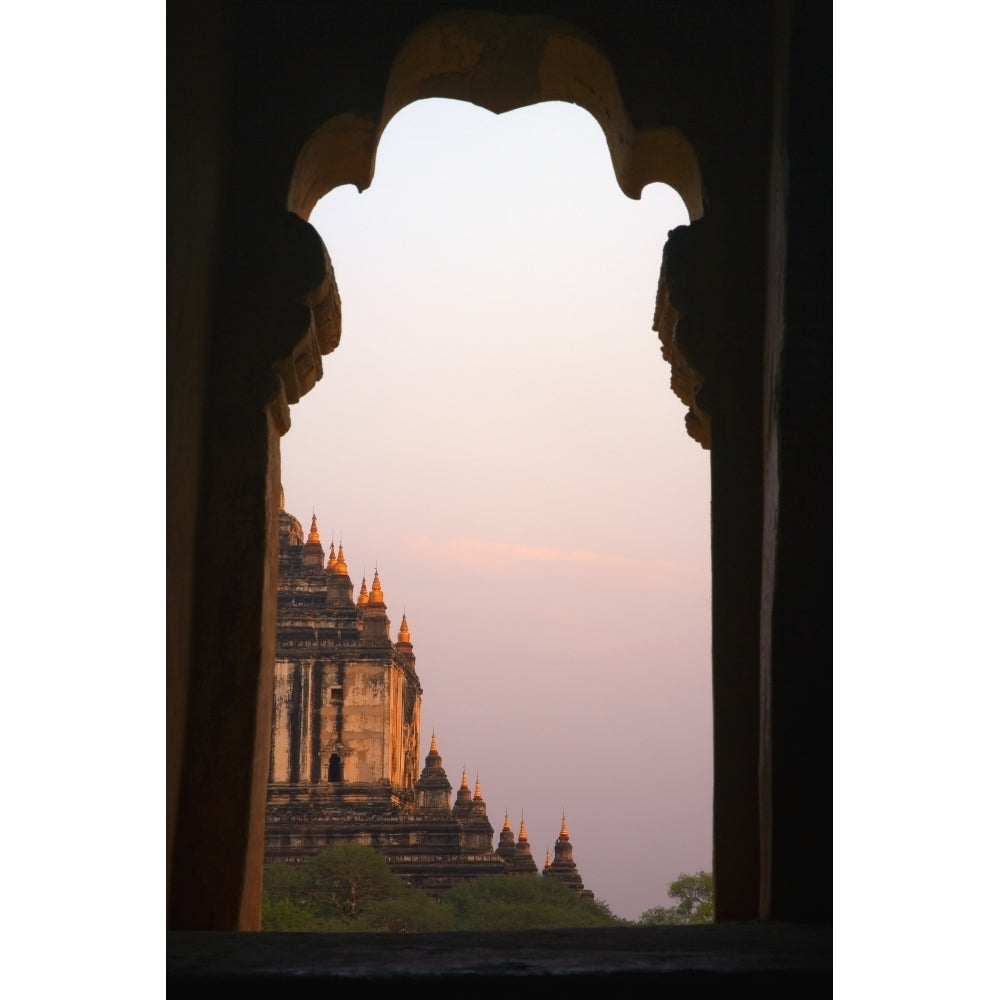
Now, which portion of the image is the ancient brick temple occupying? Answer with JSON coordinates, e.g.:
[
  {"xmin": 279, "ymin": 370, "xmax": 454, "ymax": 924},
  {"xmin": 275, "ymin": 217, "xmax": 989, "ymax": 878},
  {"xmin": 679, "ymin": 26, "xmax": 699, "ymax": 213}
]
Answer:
[
  {"xmin": 268, "ymin": 505, "xmax": 421, "ymax": 807},
  {"xmin": 266, "ymin": 503, "xmax": 591, "ymax": 896}
]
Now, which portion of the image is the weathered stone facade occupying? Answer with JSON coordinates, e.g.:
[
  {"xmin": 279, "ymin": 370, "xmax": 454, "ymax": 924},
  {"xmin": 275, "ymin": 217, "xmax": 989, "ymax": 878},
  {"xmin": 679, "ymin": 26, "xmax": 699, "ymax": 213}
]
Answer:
[
  {"xmin": 269, "ymin": 506, "xmax": 420, "ymax": 798},
  {"xmin": 265, "ymin": 504, "xmax": 589, "ymax": 896}
]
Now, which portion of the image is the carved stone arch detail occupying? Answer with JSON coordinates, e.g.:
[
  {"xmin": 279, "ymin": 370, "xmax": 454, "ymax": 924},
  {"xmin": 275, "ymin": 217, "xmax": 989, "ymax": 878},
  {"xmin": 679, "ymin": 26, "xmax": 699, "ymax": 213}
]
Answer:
[
  {"xmin": 287, "ymin": 12, "xmax": 704, "ymax": 221},
  {"xmin": 279, "ymin": 10, "xmax": 708, "ymax": 442}
]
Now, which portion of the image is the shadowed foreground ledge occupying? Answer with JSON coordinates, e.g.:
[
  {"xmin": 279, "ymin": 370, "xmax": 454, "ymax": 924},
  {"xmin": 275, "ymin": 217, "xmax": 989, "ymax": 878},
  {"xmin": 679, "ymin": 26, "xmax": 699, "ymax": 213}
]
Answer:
[{"xmin": 168, "ymin": 923, "xmax": 831, "ymax": 990}]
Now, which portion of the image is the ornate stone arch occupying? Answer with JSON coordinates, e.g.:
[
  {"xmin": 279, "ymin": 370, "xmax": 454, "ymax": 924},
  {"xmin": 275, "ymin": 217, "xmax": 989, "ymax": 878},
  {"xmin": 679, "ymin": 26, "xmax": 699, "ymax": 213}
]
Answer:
[
  {"xmin": 275, "ymin": 10, "xmax": 708, "ymax": 448},
  {"xmin": 287, "ymin": 11, "xmax": 704, "ymax": 222}
]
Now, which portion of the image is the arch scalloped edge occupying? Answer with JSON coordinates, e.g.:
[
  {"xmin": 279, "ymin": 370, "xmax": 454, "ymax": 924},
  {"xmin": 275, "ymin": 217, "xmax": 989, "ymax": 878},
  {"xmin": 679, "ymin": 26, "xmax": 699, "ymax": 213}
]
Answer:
[
  {"xmin": 289, "ymin": 12, "xmax": 705, "ymax": 224},
  {"xmin": 622, "ymin": 127, "xmax": 703, "ymax": 219},
  {"xmin": 287, "ymin": 113, "xmax": 379, "ymax": 221}
]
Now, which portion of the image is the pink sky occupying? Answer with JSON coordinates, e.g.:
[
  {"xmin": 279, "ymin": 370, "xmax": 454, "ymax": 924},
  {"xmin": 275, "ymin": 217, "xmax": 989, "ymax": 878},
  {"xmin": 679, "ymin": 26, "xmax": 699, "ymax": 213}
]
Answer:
[{"xmin": 280, "ymin": 98, "xmax": 711, "ymax": 921}]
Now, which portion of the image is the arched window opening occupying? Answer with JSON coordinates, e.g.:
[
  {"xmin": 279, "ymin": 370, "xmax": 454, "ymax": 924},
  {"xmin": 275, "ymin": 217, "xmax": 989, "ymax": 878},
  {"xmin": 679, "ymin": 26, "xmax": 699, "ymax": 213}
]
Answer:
[
  {"xmin": 328, "ymin": 754, "xmax": 342, "ymax": 783},
  {"xmin": 276, "ymin": 98, "xmax": 710, "ymax": 923}
]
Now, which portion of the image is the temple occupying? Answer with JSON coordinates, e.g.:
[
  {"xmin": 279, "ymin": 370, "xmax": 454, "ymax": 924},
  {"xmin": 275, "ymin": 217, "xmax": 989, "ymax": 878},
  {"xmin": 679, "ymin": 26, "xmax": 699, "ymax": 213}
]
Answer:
[{"xmin": 266, "ymin": 503, "xmax": 591, "ymax": 897}]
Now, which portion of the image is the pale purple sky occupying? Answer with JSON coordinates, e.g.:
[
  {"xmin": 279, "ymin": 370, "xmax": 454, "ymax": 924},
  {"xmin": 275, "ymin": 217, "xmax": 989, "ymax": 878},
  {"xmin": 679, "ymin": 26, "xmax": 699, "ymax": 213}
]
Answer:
[{"xmin": 280, "ymin": 98, "xmax": 710, "ymax": 921}]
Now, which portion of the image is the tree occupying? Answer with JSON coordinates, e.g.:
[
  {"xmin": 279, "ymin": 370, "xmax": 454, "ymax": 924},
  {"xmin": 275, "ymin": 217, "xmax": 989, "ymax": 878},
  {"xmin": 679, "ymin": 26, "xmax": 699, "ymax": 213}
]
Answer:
[
  {"xmin": 589, "ymin": 897, "xmax": 630, "ymax": 925},
  {"xmin": 441, "ymin": 875, "xmax": 621, "ymax": 931},
  {"xmin": 262, "ymin": 844, "xmax": 447, "ymax": 931},
  {"xmin": 263, "ymin": 845, "xmax": 627, "ymax": 932},
  {"xmin": 639, "ymin": 870, "xmax": 713, "ymax": 925}
]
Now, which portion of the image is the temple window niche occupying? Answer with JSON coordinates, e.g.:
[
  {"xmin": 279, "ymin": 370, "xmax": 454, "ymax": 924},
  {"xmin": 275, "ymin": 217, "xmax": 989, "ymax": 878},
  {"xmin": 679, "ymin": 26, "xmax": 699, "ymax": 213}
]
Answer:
[
  {"xmin": 278, "ymin": 97, "xmax": 711, "ymax": 923},
  {"xmin": 328, "ymin": 755, "xmax": 342, "ymax": 783}
]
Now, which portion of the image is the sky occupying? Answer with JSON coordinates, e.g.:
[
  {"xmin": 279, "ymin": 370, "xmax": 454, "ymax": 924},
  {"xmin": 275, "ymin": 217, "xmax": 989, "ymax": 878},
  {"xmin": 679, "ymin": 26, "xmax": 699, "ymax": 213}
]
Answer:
[{"xmin": 279, "ymin": 98, "xmax": 709, "ymax": 922}]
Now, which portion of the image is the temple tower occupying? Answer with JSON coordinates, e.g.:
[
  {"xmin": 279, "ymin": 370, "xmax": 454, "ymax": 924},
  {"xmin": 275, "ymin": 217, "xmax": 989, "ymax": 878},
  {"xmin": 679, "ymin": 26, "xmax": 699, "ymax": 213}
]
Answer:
[
  {"xmin": 507, "ymin": 817, "xmax": 539, "ymax": 876},
  {"xmin": 266, "ymin": 505, "xmax": 423, "ymax": 861},
  {"xmin": 451, "ymin": 769, "xmax": 472, "ymax": 815},
  {"xmin": 541, "ymin": 814, "xmax": 594, "ymax": 899},
  {"xmin": 302, "ymin": 514, "xmax": 325, "ymax": 569},
  {"xmin": 361, "ymin": 569, "xmax": 390, "ymax": 638},
  {"xmin": 459, "ymin": 776, "xmax": 496, "ymax": 854},
  {"xmin": 495, "ymin": 812, "xmax": 516, "ymax": 866},
  {"xmin": 414, "ymin": 732, "xmax": 451, "ymax": 813}
]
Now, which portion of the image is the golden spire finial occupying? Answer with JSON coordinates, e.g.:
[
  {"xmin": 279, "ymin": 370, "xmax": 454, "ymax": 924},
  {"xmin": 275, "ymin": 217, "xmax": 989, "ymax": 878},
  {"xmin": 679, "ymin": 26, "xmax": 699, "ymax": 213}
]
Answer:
[
  {"xmin": 429, "ymin": 731, "xmax": 438, "ymax": 755},
  {"xmin": 473, "ymin": 776, "xmax": 483, "ymax": 800},
  {"xmin": 398, "ymin": 613, "xmax": 410, "ymax": 643},
  {"xmin": 371, "ymin": 569, "xmax": 383, "ymax": 602},
  {"xmin": 459, "ymin": 768, "xmax": 469, "ymax": 790},
  {"xmin": 559, "ymin": 813, "xmax": 570, "ymax": 841},
  {"xmin": 518, "ymin": 818, "xmax": 528, "ymax": 842},
  {"xmin": 357, "ymin": 577, "xmax": 369, "ymax": 605},
  {"xmin": 502, "ymin": 811, "xmax": 511, "ymax": 831},
  {"xmin": 544, "ymin": 850, "xmax": 552, "ymax": 869},
  {"xmin": 326, "ymin": 541, "xmax": 338, "ymax": 569},
  {"xmin": 307, "ymin": 514, "xmax": 320, "ymax": 545},
  {"xmin": 334, "ymin": 542, "xmax": 349, "ymax": 575}
]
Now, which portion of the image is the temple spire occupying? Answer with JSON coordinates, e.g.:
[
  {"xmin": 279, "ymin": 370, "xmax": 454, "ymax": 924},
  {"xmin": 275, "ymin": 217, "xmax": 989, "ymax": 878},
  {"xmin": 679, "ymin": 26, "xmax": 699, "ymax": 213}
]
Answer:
[
  {"xmin": 473, "ymin": 776, "xmax": 483, "ymax": 801},
  {"xmin": 326, "ymin": 541, "xmax": 337, "ymax": 570},
  {"xmin": 302, "ymin": 511, "xmax": 325, "ymax": 568},
  {"xmin": 507, "ymin": 815, "xmax": 538, "ymax": 875},
  {"xmin": 398, "ymin": 613, "xmax": 411, "ymax": 643},
  {"xmin": 541, "ymin": 812, "xmax": 593, "ymax": 899},
  {"xmin": 357, "ymin": 577, "xmax": 369, "ymax": 605},
  {"xmin": 334, "ymin": 543, "xmax": 349, "ymax": 575},
  {"xmin": 415, "ymin": 729, "xmax": 451, "ymax": 813}
]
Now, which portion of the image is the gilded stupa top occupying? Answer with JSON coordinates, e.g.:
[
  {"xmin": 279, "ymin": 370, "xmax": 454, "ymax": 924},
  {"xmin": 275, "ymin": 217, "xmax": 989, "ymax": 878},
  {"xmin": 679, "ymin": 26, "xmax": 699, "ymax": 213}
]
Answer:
[
  {"xmin": 559, "ymin": 814, "xmax": 570, "ymax": 841},
  {"xmin": 357, "ymin": 577, "xmax": 369, "ymax": 605},
  {"xmin": 334, "ymin": 543, "xmax": 349, "ymax": 575},
  {"xmin": 307, "ymin": 514, "xmax": 321, "ymax": 545},
  {"xmin": 370, "ymin": 569, "xmax": 384, "ymax": 604},
  {"xmin": 398, "ymin": 613, "xmax": 411, "ymax": 643}
]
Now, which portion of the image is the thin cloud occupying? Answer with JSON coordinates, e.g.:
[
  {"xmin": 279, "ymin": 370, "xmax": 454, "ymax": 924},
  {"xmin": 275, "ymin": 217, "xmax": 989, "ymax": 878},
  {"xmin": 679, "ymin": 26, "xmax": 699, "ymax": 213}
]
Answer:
[{"xmin": 403, "ymin": 534, "xmax": 704, "ymax": 580}]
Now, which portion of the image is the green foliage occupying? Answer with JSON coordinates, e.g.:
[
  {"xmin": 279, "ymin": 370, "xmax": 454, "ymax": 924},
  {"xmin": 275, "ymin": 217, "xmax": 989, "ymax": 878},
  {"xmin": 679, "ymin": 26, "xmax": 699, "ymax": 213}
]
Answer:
[
  {"xmin": 639, "ymin": 870, "xmax": 714, "ymax": 925},
  {"xmin": 362, "ymin": 892, "xmax": 455, "ymax": 934},
  {"xmin": 638, "ymin": 905, "xmax": 679, "ymax": 926},
  {"xmin": 262, "ymin": 843, "xmax": 437, "ymax": 932},
  {"xmin": 262, "ymin": 846, "xmax": 625, "ymax": 932},
  {"xmin": 441, "ymin": 875, "xmax": 620, "ymax": 931},
  {"xmin": 589, "ymin": 896, "xmax": 631, "ymax": 925}
]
